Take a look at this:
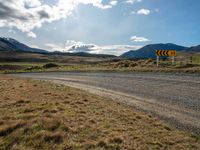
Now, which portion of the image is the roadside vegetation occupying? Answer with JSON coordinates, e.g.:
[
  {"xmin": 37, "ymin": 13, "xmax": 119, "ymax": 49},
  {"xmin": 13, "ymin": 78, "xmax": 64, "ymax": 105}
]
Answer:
[
  {"xmin": 0, "ymin": 50, "xmax": 200, "ymax": 74},
  {"xmin": 0, "ymin": 58, "xmax": 200, "ymax": 74},
  {"xmin": 0, "ymin": 53, "xmax": 200, "ymax": 73},
  {"xmin": 0, "ymin": 76, "xmax": 199, "ymax": 149}
]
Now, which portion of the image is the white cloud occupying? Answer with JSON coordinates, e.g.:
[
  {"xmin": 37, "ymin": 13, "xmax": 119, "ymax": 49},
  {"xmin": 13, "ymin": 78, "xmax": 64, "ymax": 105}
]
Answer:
[
  {"xmin": 130, "ymin": 36, "xmax": 150, "ymax": 42},
  {"xmin": 45, "ymin": 40, "xmax": 142, "ymax": 56},
  {"xmin": 29, "ymin": 44, "xmax": 39, "ymax": 48},
  {"xmin": 45, "ymin": 40, "xmax": 94, "ymax": 53},
  {"xmin": 8, "ymin": 29, "xmax": 16, "ymax": 34},
  {"xmin": 137, "ymin": 9, "xmax": 151, "ymax": 15},
  {"xmin": 27, "ymin": 32, "xmax": 37, "ymax": 38},
  {"xmin": 125, "ymin": 0, "xmax": 142, "ymax": 4},
  {"xmin": 92, "ymin": 45, "xmax": 142, "ymax": 56},
  {"xmin": 24, "ymin": 0, "xmax": 41, "ymax": 7},
  {"xmin": 109, "ymin": 1, "xmax": 118, "ymax": 6},
  {"xmin": 45, "ymin": 43, "xmax": 65, "ymax": 52},
  {"xmin": 0, "ymin": 0, "xmax": 117, "ymax": 37}
]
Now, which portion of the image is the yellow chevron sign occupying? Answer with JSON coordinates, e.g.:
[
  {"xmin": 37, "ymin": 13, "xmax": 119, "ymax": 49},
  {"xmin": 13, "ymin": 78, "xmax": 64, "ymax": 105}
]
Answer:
[{"xmin": 156, "ymin": 50, "xmax": 177, "ymax": 56}]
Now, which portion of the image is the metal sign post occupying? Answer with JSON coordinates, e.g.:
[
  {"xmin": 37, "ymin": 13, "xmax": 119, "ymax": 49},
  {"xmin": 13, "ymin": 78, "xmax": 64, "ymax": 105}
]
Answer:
[
  {"xmin": 157, "ymin": 56, "xmax": 159, "ymax": 67},
  {"xmin": 172, "ymin": 56, "xmax": 175, "ymax": 65}
]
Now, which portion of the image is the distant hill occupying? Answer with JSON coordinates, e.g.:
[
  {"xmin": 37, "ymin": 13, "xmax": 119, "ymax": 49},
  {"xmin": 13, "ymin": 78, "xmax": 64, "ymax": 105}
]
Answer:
[
  {"xmin": 1, "ymin": 37, "xmax": 198, "ymax": 59},
  {"xmin": 50, "ymin": 51, "xmax": 116, "ymax": 58},
  {"xmin": 0, "ymin": 38, "xmax": 17, "ymax": 51},
  {"xmin": 0, "ymin": 51, "xmax": 117, "ymax": 63},
  {"xmin": 0, "ymin": 37, "xmax": 116, "ymax": 58},
  {"xmin": 0, "ymin": 37, "xmax": 48, "ymax": 53},
  {"xmin": 185, "ymin": 45, "xmax": 200, "ymax": 53},
  {"xmin": 121, "ymin": 43, "xmax": 188, "ymax": 58}
]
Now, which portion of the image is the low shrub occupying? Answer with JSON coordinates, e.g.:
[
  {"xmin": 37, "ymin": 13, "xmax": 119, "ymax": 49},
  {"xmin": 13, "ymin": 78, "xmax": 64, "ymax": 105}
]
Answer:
[{"xmin": 43, "ymin": 63, "xmax": 59, "ymax": 69}]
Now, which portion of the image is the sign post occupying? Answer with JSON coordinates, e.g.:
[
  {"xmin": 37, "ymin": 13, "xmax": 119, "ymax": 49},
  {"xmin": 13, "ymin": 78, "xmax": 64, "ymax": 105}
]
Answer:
[
  {"xmin": 157, "ymin": 56, "xmax": 159, "ymax": 67},
  {"xmin": 172, "ymin": 56, "xmax": 175, "ymax": 65},
  {"xmin": 156, "ymin": 50, "xmax": 177, "ymax": 67}
]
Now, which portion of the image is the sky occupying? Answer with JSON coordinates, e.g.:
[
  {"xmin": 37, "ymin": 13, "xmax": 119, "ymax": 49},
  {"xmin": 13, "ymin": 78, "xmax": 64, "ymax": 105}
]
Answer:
[{"xmin": 0, "ymin": 0, "xmax": 200, "ymax": 55}]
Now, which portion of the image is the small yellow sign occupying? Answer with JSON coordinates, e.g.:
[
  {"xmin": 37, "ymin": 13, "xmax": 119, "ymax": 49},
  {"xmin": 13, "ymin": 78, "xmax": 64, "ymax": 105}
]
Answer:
[{"xmin": 156, "ymin": 50, "xmax": 177, "ymax": 56}]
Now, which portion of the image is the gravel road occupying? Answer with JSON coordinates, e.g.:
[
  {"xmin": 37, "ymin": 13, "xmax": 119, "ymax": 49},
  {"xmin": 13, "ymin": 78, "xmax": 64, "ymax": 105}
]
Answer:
[{"xmin": 12, "ymin": 72, "xmax": 200, "ymax": 134}]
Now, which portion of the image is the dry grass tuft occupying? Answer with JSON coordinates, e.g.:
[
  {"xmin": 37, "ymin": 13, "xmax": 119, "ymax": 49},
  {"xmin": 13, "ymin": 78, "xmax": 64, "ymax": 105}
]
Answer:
[
  {"xmin": 0, "ymin": 120, "xmax": 25, "ymax": 136},
  {"xmin": 35, "ymin": 131, "xmax": 64, "ymax": 143}
]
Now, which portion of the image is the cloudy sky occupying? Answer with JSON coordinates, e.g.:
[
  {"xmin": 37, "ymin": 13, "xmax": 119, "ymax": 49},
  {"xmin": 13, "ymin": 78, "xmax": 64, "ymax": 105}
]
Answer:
[{"xmin": 0, "ymin": 0, "xmax": 200, "ymax": 55}]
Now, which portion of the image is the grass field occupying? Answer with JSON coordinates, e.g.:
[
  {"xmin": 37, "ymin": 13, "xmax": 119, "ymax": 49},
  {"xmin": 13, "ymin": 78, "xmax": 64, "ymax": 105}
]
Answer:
[
  {"xmin": 0, "ymin": 51, "xmax": 200, "ymax": 74},
  {"xmin": 0, "ymin": 76, "xmax": 199, "ymax": 149},
  {"xmin": 192, "ymin": 54, "xmax": 200, "ymax": 64},
  {"xmin": 0, "ymin": 59, "xmax": 200, "ymax": 74}
]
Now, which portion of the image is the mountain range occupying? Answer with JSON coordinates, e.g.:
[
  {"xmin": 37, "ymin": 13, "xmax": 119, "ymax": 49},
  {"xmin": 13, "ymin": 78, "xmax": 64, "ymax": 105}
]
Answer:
[
  {"xmin": 121, "ymin": 43, "xmax": 200, "ymax": 58},
  {"xmin": 185, "ymin": 45, "xmax": 200, "ymax": 53},
  {"xmin": 0, "ymin": 37, "xmax": 199, "ymax": 58},
  {"xmin": 0, "ymin": 37, "xmax": 115, "ymax": 58},
  {"xmin": 0, "ymin": 37, "xmax": 48, "ymax": 53}
]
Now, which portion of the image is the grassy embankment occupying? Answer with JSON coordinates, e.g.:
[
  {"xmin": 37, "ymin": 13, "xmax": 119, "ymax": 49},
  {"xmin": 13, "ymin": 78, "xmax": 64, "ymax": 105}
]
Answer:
[
  {"xmin": 0, "ymin": 58, "xmax": 200, "ymax": 74},
  {"xmin": 0, "ymin": 76, "xmax": 199, "ymax": 149}
]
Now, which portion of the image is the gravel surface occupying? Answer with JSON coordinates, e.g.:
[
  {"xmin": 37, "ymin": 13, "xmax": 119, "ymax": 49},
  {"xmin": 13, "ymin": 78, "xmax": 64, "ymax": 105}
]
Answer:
[{"xmin": 12, "ymin": 72, "xmax": 200, "ymax": 134}]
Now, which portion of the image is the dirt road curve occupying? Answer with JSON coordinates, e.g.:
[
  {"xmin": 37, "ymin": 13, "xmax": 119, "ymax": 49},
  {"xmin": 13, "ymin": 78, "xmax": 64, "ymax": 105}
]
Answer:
[{"xmin": 11, "ymin": 72, "xmax": 200, "ymax": 134}]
